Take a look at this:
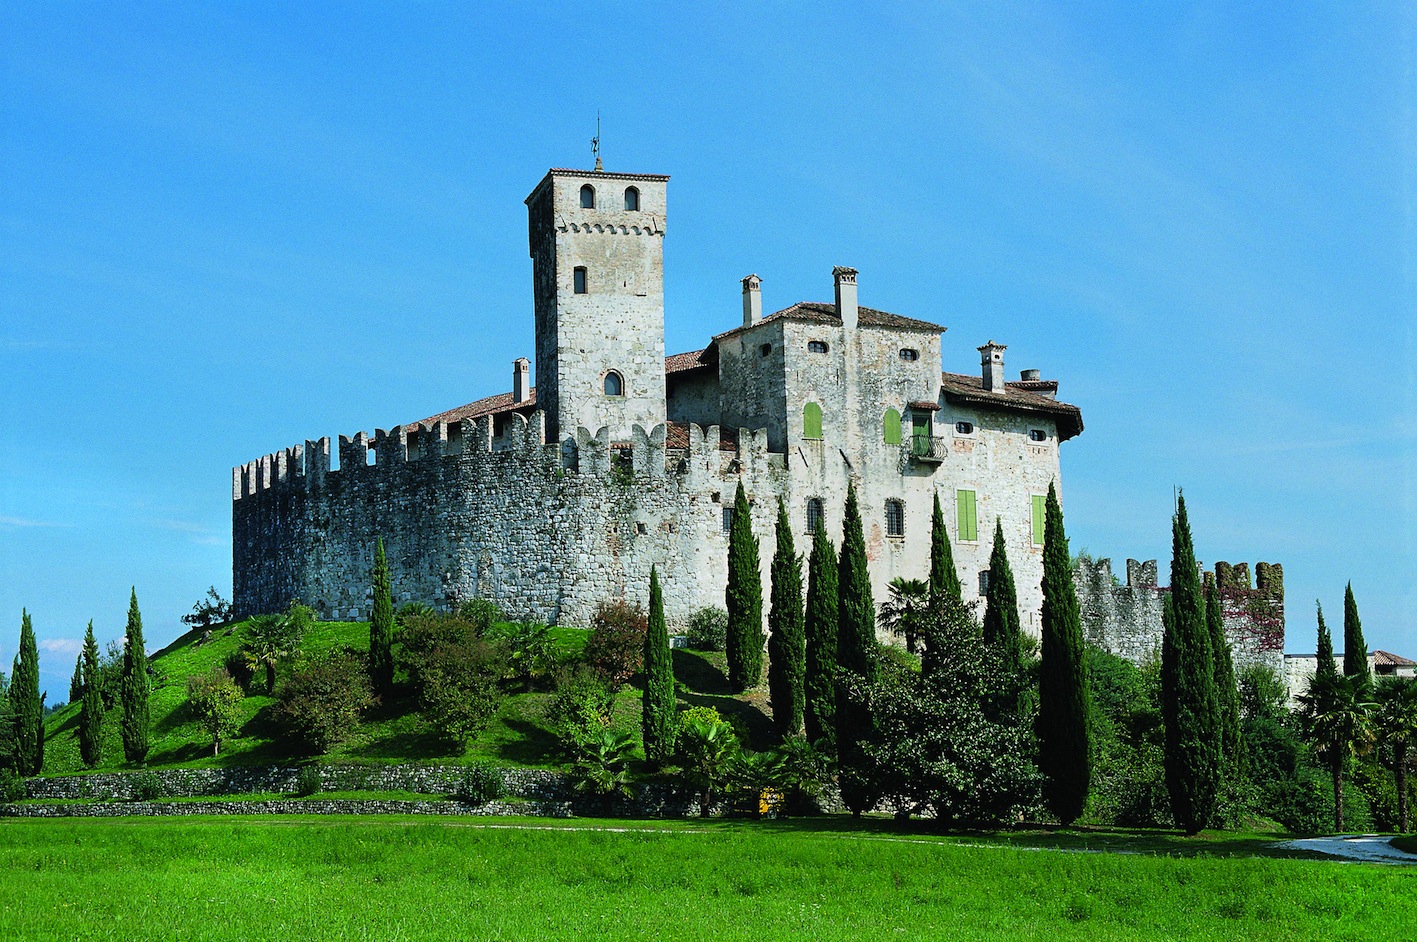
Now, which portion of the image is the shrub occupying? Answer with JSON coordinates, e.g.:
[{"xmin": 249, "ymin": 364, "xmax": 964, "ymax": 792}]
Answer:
[
  {"xmin": 455, "ymin": 598, "xmax": 503, "ymax": 635},
  {"xmin": 569, "ymin": 729, "xmax": 637, "ymax": 800},
  {"xmin": 292, "ymin": 766, "xmax": 323, "ymax": 797},
  {"xmin": 400, "ymin": 611, "xmax": 492, "ymax": 687},
  {"xmin": 185, "ymin": 667, "xmax": 244, "ymax": 757},
  {"xmin": 584, "ymin": 600, "xmax": 646, "ymax": 687},
  {"xmin": 546, "ymin": 666, "xmax": 616, "ymax": 756},
  {"xmin": 182, "ymin": 586, "xmax": 234, "ymax": 630},
  {"xmin": 457, "ymin": 762, "xmax": 509, "ymax": 805},
  {"xmin": 490, "ymin": 622, "xmax": 556, "ymax": 687},
  {"xmin": 131, "ymin": 772, "xmax": 163, "ymax": 802},
  {"xmin": 676, "ymin": 707, "xmax": 740, "ymax": 816},
  {"xmin": 686, "ymin": 606, "xmax": 728, "ymax": 652},
  {"xmin": 274, "ymin": 647, "xmax": 376, "ymax": 754},
  {"xmin": 222, "ymin": 650, "xmax": 255, "ymax": 693},
  {"xmin": 417, "ymin": 639, "xmax": 507, "ymax": 750},
  {"xmin": 0, "ymin": 769, "xmax": 24, "ymax": 803}
]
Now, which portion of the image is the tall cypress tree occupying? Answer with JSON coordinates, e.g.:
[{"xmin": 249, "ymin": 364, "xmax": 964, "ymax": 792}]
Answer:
[
  {"xmin": 767, "ymin": 498, "xmax": 806, "ymax": 738},
  {"xmin": 803, "ymin": 524, "xmax": 838, "ymax": 751},
  {"xmin": 836, "ymin": 482, "xmax": 878, "ymax": 815},
  {"xmin": 69, "ymin": 654, "xmax": 83, "ymax": 704},
  {"xmin": 120, "ymin": 588, "xmax": 150, "ymax": 764},
  {"xmin": 79, "ymin": 620, "xmax": 103, "ymax": 768},
  {"xmin": 927, "ymin": 491, "xmax": 962, "ymax": 606},
  {"xmin": 982, "ymin": 517, "xmax": 1023, "ymax": 675},
  {"xmin": 641, "ymin": 565, "xmax": 677, "ymax": 764},
  {"xmin": 724, "ymin": 482, "xmax": 764, "ymax": 691},
  {"xmin": 1160, "ymin": 493, "xmax": 1222, "ymax": 834},
  {"xmin": 9, "ymin": 610, "xmax": 44, "ymax": 776},
  {"xmin": 369, "ymin": 537, "xmax": 395, "ymax": 696},
  {"xmin": 1342, "ymin": 583, "xmax": 1370, "ymax": 685},
  {"xmin": 1315, "ymin": 601, "xmax": 1337, "ymax": 681},
  {"xmin": 1036, "ymin": 481, "xmax": 1091, "ymax": 825},
  {"xmin": 1204, "ymin": 580, "xmax": 1240, "ymax": 776}
]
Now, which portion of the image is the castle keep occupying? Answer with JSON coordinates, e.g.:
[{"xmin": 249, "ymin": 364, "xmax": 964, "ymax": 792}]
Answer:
[{"xmin": 232, "ymin": 165, "xmax": 1088, "ymax": 634}]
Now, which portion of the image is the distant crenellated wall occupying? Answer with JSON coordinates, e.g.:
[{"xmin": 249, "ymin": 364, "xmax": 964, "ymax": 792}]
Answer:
[
  {"xmin": 232, "ymin": 410, "xmax": 791, "ymax": 628},
  {"xmin": 1072, "ymin": 556, "xmax": 1284, "ymax": 675}
]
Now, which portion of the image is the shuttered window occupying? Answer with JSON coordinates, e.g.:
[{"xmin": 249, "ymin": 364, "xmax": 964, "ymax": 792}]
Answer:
[
  {"xmin": 956, "ymin": 489, "xmax": 978, "ymax": 542},
  {"xmin": 883, "ymin": 408, "xmax": 902, "ymax": 445},
  {"xmin": 803, "ymin": 402, "xmax": 823, "ymax": 440},
  {"xmin": 1031, "ymin": 494, "xmax": 1046, "ymax": 546}
]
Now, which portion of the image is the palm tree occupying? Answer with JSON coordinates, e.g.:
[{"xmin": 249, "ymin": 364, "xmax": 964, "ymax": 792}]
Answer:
[
  {"xmin": 242, "ymin": 612, "xmax": 302, "ymax": 693},
  {"xmin": 1298, "ymin": 672, "xmax": 1375, "ymax": 832},
  {"xmin": 878, "ymin": 577, "xmax": 929, "ymax": 655},
  {"xmin": 1373, "ymin": 677, "xmax": 1417, "ymax": 833}
]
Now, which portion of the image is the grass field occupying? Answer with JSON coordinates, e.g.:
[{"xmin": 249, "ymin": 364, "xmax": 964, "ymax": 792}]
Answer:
[{"xmin": 0, "ymin": 815, "xmax": 1410, "ymax": 941}]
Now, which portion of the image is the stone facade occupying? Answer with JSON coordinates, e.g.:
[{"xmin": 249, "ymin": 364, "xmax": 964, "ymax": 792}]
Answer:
[
  {"xmin": 233, "ymin": 165, "xmax": 1085, "ymax": 637},
  {"xmin": 1073, "ymin": 556, "xmax": 1285, "ymax": 675}
]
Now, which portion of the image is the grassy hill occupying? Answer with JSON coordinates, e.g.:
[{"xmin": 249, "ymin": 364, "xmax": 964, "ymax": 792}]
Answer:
[{"xmin": 40, "ymin": 615, "xmax": 772, "ymax": 776}]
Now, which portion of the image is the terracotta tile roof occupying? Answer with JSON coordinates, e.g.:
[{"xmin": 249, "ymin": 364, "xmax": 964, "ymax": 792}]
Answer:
[
  {"xmin": 415, "ymin": 389, "xmax": 537, "ymax": 428},
  {"xmin": 1375, "ymin": 650, "xmax": 1417, "ymax": 667},
  {"xmin": 665, "ymin": 347, "xmax": 716, "ymax": 374},
  {"xmin": 665, "ymin": 421, "xmax": 738, "ymax": 450},
  {"xmin": 940, "ymin": 371, "xmax": 1083, "ymax": 441},
  {"xmin": 713, "ymin": 301, "xmax": 945, "ymax": 340}
]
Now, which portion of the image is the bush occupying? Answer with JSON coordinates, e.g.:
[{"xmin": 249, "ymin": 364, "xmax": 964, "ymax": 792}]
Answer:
[
  {"xmin": 131, "ymin": 772, "xmax": 163, "ymax": 802},
  {"xmin": 455, "ymin": 599, "xmax": 503, "ymax": 635},
  {"xmin": 417, "ymin": 640, "xmax": 507, "ymax": 750},
  {"xmin": 185, "ymin": 667, "xmax": 244, "ymax": 757},
  {"xmin": 273, "ymin": 647, "xmax": 376, "ymax": 754},
  {"xmin": 676, "ymin": 707, "xmax": 741, "ymax": 816},
  {"xmin": 569, "ymin": 729, "xmax": 637, "ymax": 800},
  {"xmin": 222, "ymin": 650, "xmax": 255, "ymax": 693},
  {"xmin": 457, "ymin": 762, "xmax": 509, "ymax": 805},
  {"xmin": 490, "ymin": 622, "xmax": 556, "ymax": 687},
  {"xmin": 0, "ymin": 769, "xmax": 24, "ymax": 803},
  {"xmin": 686, "ymin": 607, "xmax": 728, "ymax": 651},
  {"xmin": 584, "ymin": 601, "xmax": 646, "ymax": 686},
  {"xmin": 545, "ymin": 666, "xmax": 616, "ymax": 756},
  {"xmin": 292, "ymin": 766, "xmax": 323, "ymax": 797}
]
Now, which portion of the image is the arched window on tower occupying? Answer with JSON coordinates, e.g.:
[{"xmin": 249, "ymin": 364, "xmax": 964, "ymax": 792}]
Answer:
[
  {"xmin": 580, "ymin": 184, "xmax": 595, "ymax": 209},
  {"xmin": 604, "ymin": 371, "xmax": 624, "ymax": 396},
  {"xmin": 883, "ymin": 408, "xmax": 902, "ymax": 446},
  {"xmin": 803, "ymin": 402, "xmax": 823, "ymax": 440},
  {"xmin": 624, "ymin": 187, "xmax": 640, "ymax": 211}
]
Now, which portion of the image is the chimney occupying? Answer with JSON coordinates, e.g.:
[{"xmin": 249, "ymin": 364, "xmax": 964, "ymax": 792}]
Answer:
[
  {"xmin": 513, "ymin": 357, "xmax": 530, "ymax": 404},
  {"xmin": 741, "ymin": 274, "xmax": 762, "ymax": 326},
  {"xmin": 978, "ymin": 340, "xmax": 1007, "ymax": 391},
  {"xmin": 833, "ymin": 266, "xmax": 858, "ymax": 330},
  {"xmin": 1020, "ymin": 369, "xmax": 1040, "ymax": 382}
]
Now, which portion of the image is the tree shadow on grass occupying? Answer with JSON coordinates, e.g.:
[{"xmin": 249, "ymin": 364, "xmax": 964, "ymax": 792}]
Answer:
[
  {"xmin": 485, "ymin": 717, "xmax": 560, "ymax": 766},
  {"xmin": 672, "ymin": 649, "xmax": 731, "ymax": 695}
]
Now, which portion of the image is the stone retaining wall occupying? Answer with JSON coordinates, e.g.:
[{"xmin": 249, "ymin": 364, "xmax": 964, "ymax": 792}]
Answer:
[{"xmin": 0, "ymin": 799, "xmax": 569, "ymax": 819}]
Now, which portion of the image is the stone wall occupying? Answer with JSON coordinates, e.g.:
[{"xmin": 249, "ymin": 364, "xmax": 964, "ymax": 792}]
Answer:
[{"xmin": 1073, "ymin": 557, "xmax": 1285, "ymax": 674}]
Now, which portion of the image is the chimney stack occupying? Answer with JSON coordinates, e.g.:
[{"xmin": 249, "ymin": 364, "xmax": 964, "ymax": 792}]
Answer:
[
  {"xmin": 833, "ymin": 266, "xmax": 858, "ymax": 330},
  {"xmin": 513, "ymin": 357, "xmax": 530, "ymax": 404},
  {"xmin": 741, "ymin": 274, "xmax": 762, "ymax": 326},
  {"xmin": 978, "ymin": 340, "xmax": 1007, "ymax": 391},
  {"xmin": 1020, "ymin": 369, "xmax": 1040, "ymax": 382}
]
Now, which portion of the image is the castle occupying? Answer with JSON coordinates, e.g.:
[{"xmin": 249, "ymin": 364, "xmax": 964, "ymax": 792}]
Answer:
[{"xmin": 232, "ymin": 165, "xmax": 1084, "ymax": 633}]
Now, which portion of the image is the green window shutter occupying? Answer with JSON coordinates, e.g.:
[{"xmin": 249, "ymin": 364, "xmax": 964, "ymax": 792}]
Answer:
[
  {"xmin": 883, "ymin": 408, "xmax": 901, "ymax": 446},
  {"xmin": 912, "ymin": 415, "xmax": 930, "ymax": 454},
  {"xmin": 1031, "ymin": 494, "xmax": 1046, "ymax": 545},
  {"xmin": 803, "ymin": 402, "xmax": 823, "ymax": 440},
  {"xmin": 957, "ymin": 490, "xmax": 977, "ymax": 542}
]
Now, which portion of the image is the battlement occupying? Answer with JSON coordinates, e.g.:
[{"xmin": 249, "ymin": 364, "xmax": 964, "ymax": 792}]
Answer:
[{"xmin": 232, "ymin": 412, "xmax": 782, "ymax": 501}]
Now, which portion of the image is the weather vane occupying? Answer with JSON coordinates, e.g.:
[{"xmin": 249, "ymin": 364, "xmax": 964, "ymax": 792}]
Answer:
[{"xmin": 591, "ymin": 111, "xmax": 603, "ymax": 171}]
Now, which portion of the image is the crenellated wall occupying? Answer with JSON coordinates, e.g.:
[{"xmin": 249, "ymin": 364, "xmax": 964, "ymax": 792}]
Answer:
[{"xmin": 1073, "ymin": 556, "xmax": 1285, "ymax": 674}]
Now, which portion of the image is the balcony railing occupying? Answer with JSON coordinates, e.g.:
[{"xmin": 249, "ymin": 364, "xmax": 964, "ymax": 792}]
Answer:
[{"xmin": 910, "ymin": 436, "xmax": 948, "ymax": 463}]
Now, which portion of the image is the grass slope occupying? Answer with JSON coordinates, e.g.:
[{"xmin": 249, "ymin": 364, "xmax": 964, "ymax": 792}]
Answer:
[
  {"xmin": 41, "ymin": 619, "xmax": 772, "ymax": 774},
  {"xmin": 0, "ymin": 816, "xmax": 1411, "ymax": 941}
]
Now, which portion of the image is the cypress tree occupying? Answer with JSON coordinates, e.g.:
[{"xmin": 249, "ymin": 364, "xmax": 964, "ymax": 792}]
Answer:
[
  {"xmin": 641, "ymin": 565, "xmax": 677, "ymax": 764},
  {"xmin": 1160, "ymin": 493, "xmax": 1222, "ymax": 834},
  {"xmin": 982, "ymin": 517, "xmax": 1024, "ymax": 675},
  {"xmin": 767, "ymin": 497, "xmax": 806, "ymax": 738},
  {"xmin": 803, "ymin": 524, "xmax": 838, "ymax": 751},
  {"xmin": 69, "ymin": 654, "xmax": 83, "ymax": 704},
  {"xmin": 369, "ymin": 537, "xmax": 395, "ymax": 696},
  {"xmin": 1036, "ymin": 481, "xmax": 1091, "ymax": 825},
  {"xmin": 927, "ymin": 491, "xmax": 962, "ymax": 606},
  {"xmin": 9, "ymin": 610, "xmax": 44, "ymax": 776},
  {"xmin": 79, "ymin": 620, "xmax": 103, "ymax": 768},
  {"xmin": 1315, "ymin": 601, "xmax": 1337, "ymax": 682},
  {"xmin": 836, "ymin": 482, "xmax": 878, "ymax": 815},
  {"xmin": 120, "ymin": 588, "xmax": 150, "ymax": 764},
  {"xmin": 1343, "ymin": 583, "xmax": 1370, "ymax": 685},
  {"xmin": 724, "ymin": 482, "xmax": 764, "ymax": 691},
  {"xmin": 1205, "ymin": 580, "xmax": 1241, "ymax": 776}
]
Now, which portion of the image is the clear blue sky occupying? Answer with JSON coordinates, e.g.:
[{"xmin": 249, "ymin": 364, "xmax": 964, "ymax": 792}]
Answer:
[{"xmin": 2, "ymin": 2, "xmax": 1413, "ymax": 699}]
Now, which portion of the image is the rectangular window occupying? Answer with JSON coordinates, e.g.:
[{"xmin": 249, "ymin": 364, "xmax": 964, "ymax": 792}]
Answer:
[
  {"xmin": 722, "ymin": 508, "xmax": 733, "ymax": 533},
  {"xmin": 912, "ymin": 414, "xmax": 931, "ymax": 455},
  {"xmin": 1031, "ymin": 494, "xmax": 1046, "ymax": 546},
  {"xmin": 885, "ymin": 499, "xmax": 904, "ymax": 538},
  {"xmin": 573, "ymin": 267, "xmax": 588, "ymax": 294},
  {"xmin": 806, "ymin": 498, "xmax": 824, "ymax": 534},
  {"xmin": 956, "ymin": 489, "xmax": 977, "ymax": 542}
]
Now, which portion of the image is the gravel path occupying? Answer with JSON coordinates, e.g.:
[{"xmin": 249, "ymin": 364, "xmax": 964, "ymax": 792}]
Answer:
[{"xmin": 1275, "ymin": 834, "xmax": 1417, "ymax": 863}]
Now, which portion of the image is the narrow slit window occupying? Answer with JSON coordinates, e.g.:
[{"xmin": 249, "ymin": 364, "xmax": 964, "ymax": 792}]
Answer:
[
  {"xmin": 1031, "ymin": 494, "xmax": 1046, "ymax": 546},
  {"xmin": 803, "ymin": 402, "xmax": 823, "ymax": 440},
  {"xmin": 624, "ymin": 187, "xmax": 640, "ymax": 211},
  {"xmin": 580, "ymin": 184, "xmax": 595, "ymax": 209},
  {"xmin": 573, "ymin": 267, "xmax": 588, "ymax": 294},
  {"xmin": 721, "ymin": 507, "xmax": 733, "ymax": 533},
  {"xmin": 956, "ymin": 489, "xmax": 978, "ymax": 542},
  {"xmin": 806, "ymin": 498, "xmax": 824, "ymax": 534},
  {"xmin": 885, "ymin": 499, "xmax": 904, "ymax": 538}
]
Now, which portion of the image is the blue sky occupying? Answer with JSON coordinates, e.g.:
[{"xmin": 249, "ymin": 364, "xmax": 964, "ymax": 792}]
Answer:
[{"xmin": 2, "ymin": 2, "xmax": 1413, "ymax": 699}]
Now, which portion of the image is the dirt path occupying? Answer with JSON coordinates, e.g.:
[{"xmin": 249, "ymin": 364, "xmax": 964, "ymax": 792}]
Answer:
[{"xmin": 1274, "ymin": 834, "xmax": 1417, "ymax": 863}]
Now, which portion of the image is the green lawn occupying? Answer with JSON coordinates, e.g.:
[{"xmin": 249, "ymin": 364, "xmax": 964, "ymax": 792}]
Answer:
[{"xmin": 0, "ymin": 816, "xmax": 1410, "ymax": 941}]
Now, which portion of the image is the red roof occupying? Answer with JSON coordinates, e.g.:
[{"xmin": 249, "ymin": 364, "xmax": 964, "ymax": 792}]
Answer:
[
  {"xmin": 713, "ymin": 301, "xmax": 945, "ymax": 340},
  {"xmin": 940, "ymin": 371, "xmax": 1083, "ymax": 441},
  {"xmin": 1375, "ymin": 650, "xmax": 1417, "ymax": 667}
]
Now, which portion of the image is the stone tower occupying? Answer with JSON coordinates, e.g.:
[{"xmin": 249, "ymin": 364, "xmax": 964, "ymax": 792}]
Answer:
[{"xmin": 525, "ymin": 168, "xmax": 669, "ymax": 442}]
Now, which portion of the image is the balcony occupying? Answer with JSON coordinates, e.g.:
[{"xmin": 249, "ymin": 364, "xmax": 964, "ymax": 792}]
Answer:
[{"xmin": 910, "ymin": 436, "xmax": 948, "ymax": 464}]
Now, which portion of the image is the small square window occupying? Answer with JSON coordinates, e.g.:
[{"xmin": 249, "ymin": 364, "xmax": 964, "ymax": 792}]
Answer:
[
  {"xmin": 636, "ymin": 522, "xmax": 648, "ymax": 535},
  {"xmin": 955, "ymin": 421, "xmax": 974, "ymax": 435},
  {"xmin": 759, "ymin": 343, "xmax": 773, "ymax": 357}
]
